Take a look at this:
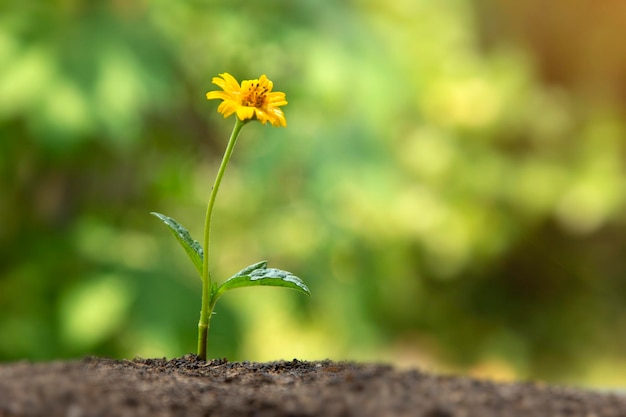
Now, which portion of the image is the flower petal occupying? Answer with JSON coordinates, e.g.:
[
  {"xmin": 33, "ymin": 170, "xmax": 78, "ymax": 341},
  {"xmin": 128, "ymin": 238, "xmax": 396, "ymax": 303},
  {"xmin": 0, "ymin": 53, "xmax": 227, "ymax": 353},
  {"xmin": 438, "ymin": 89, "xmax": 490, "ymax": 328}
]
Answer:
[
  {"xmin": 206, "ymin": 73, "xmax": 287, "ymax": 127},
  {"xmin": 215, "ymin": 73, "xmax": 241, "ymax": 92},
  {"xmin": 206, "ymin": 91, "xmax": 234, "ymax": 101},
  {"xmin": 236, "ymin": 106, "xmax": 255, "ymax": 121}
]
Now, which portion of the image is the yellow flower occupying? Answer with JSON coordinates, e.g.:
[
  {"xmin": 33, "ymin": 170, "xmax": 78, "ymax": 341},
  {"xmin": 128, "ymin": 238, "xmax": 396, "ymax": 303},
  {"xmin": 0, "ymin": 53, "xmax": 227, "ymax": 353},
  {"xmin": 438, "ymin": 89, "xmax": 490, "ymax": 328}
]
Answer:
[{"xmin": 206, "ymin": 73, "xmax": 287, "ymax": 127}]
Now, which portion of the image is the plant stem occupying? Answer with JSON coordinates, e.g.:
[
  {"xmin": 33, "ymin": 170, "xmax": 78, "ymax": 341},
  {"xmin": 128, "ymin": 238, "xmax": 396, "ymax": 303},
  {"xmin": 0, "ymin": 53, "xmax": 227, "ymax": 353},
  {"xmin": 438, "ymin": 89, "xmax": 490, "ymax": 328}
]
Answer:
[{"xmin": 198, "ymin": 118, "xmax": 246, "ymax": 360}]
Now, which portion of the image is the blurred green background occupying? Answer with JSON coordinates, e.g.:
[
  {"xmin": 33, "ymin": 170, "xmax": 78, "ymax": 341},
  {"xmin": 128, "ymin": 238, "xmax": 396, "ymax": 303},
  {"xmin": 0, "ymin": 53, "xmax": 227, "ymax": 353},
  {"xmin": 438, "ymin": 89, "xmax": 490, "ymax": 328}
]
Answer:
[{"xmin": 2, "ymin": 0, "xmax": 626, "ymax": 388}]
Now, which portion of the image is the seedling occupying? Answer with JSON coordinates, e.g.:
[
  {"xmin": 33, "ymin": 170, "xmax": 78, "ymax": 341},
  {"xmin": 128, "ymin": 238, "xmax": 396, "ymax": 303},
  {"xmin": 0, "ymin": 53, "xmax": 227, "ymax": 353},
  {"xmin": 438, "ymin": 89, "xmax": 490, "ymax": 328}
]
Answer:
[{"xmin": 152, "ymin": 73, "xmax": 310, "ymax": 360}]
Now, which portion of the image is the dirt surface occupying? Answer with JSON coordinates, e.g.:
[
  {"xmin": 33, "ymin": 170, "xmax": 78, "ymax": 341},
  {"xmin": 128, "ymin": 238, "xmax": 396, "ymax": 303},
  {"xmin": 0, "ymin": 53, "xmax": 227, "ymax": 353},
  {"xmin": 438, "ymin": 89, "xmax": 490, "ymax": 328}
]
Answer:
[{"xmin": 0, "ymin": 355, "xmax": 624, "ymax": 417}]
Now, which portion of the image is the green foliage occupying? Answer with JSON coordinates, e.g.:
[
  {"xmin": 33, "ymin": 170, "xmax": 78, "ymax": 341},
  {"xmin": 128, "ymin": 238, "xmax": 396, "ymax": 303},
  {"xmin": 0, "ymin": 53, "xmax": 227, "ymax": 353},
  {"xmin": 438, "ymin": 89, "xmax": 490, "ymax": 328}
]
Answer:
[
  {"xmin": 153, "ymin": 113, "xmax": 308, "ymax": 360},
  {"xmin": 2, "ymin": 0, "xmax": 626, "ymax": 386},
  {"xmin": 216, "ymin": 261, "xmax": 310, "ymax": 298},
  {"xmin": 151, "ymin": 212, "xmax": 203, "ymax": 277}
]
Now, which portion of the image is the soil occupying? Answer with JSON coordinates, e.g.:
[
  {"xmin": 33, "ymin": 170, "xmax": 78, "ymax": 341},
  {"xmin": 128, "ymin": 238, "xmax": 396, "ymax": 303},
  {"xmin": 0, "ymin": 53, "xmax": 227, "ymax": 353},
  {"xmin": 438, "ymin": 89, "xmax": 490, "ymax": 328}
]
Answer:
[{"xmin": 0, "ymin": 355, "xmax": 624, "ymax": 417}]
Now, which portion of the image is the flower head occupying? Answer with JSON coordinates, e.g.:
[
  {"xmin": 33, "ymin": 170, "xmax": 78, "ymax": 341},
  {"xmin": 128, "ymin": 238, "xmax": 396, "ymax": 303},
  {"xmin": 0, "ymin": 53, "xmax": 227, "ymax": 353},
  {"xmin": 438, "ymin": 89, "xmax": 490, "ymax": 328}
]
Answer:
[{"xmin": 206, "ymin": 73, "xmax": 287, "ymax": 127}]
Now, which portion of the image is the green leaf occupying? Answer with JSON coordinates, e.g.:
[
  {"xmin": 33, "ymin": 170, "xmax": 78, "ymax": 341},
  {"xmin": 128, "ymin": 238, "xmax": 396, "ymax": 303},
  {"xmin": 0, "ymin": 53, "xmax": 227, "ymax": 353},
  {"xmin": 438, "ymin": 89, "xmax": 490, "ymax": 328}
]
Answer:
[
  {"xmin": 151, "ymin": 212, "xmax": 203, "ymax": 277},
  {"xmin": 216, "ymin": 261, "xmax": 310, "ymax": 298},
  {"xmin": 233, "ymin": 260, "xmax": 268, "ymax": 276}
]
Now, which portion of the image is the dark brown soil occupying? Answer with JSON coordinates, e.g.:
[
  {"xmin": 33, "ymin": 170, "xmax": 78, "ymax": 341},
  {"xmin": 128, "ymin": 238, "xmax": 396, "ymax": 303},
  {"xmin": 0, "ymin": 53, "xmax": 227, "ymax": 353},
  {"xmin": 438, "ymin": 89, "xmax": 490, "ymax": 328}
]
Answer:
[{"xmin": 0, "ymin": 355, "xmax": 624, "ymax": 417}]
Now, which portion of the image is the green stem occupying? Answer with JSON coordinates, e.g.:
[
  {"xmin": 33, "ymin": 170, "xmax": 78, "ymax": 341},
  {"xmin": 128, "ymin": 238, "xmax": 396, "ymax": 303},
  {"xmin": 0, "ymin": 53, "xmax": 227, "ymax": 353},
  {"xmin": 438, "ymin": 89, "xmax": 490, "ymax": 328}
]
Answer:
[{"xmin": 198, "ymin": 118, "xmax": 246, "ymax": 360}]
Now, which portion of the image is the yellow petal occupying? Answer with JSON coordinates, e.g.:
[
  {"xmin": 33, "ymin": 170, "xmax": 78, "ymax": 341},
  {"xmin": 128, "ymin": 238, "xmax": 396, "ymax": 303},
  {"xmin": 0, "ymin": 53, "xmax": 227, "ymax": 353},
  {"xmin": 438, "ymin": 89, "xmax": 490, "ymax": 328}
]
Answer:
[
  {"xmin": 206, "ymin": 91, "xmax": 233, "ymax": 101},
  {"xmin": 218, "ymin": 100, "xmax": 238, "ymax": 118},
  {"xmin": 217, "ymin": 72, "xmax": 241, "ymax": 91},
  {"xmin": 236, "ymin": 106, "xmax": 255, "ymax": 121},
  {"xmin": 206, "ymin": 73, "xmax": 287, "ymax": 127}
]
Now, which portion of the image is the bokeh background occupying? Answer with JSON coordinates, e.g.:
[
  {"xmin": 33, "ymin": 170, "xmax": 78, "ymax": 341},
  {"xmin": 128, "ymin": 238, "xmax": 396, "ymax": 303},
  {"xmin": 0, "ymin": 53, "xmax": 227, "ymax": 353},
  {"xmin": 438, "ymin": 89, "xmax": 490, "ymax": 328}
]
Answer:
[{"xmin": 2, "ymin": 0, "xmax": 626, "ymax": 388}]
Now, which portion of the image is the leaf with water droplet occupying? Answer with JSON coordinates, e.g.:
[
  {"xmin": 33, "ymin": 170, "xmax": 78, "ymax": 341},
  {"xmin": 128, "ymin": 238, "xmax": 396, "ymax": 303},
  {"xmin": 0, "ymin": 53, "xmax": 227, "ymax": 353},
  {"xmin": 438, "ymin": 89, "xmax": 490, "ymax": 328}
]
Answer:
[
  {"xmin": 216, "ymin": 261, "xmax": 310, "ymax": 298},
  {"xmin": 151, "ymin": 212, "xmax": 203, "ymax": 278},
  {"xmin": 233, "ymin": 260, "xmax": 268, "ymax": 277}
]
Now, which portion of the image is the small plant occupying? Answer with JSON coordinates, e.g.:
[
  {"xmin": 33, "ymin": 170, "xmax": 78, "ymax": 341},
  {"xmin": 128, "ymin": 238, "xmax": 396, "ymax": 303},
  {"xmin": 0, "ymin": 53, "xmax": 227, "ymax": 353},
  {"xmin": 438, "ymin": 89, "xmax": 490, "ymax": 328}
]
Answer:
[{"xmin": 152, "ymin": 73, "xmax": 310, "ymax": 360}]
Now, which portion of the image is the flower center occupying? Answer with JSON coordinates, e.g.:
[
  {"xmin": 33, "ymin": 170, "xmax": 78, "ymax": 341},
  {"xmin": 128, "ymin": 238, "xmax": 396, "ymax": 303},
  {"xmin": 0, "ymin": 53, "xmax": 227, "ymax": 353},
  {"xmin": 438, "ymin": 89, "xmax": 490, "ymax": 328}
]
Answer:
[{"xmin": 241, "ymin": 82, "xmax": 268, "ymax": 108}]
